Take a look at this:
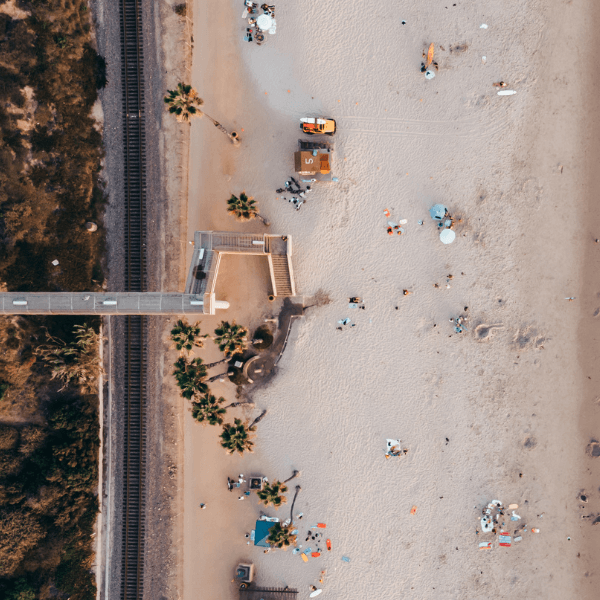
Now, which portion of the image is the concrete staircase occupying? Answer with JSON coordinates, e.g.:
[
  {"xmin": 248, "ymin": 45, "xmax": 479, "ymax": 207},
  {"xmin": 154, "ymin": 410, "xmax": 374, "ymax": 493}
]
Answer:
[{"xmin": 270, "ymin": 253, "xmax": 294, "ymax": 296}]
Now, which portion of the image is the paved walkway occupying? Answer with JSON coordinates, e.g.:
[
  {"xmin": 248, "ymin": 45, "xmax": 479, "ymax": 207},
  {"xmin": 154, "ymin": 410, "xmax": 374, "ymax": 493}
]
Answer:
[{"xmin": 0, "ymin": 292, "xmax": 228, "ymax": 315}]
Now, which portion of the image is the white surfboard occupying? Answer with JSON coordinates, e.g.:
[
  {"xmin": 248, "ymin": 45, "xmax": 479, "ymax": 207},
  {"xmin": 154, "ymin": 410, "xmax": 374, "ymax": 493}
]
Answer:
[
  {"xmin": 497, "ymin": 90, "xmax": 517, "ymax": 96},
  {"xmin": 310, "ymin": 591, "xmax": 323, "ymax": 598}
]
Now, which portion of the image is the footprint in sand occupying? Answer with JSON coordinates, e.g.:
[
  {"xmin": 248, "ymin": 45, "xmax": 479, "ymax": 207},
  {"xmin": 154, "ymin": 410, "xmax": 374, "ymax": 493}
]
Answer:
[
  {"xmin": 513, "ymin": 326, "xmax": 546, "ymax": 349},
  {"xmin": 474, "ymin": 323, "xmax": 503, "ymax": 341}
]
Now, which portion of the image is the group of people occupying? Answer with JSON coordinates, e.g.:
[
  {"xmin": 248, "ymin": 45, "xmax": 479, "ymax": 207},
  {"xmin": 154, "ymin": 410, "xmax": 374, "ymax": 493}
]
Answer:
[
  {"xmin": 243, "ymin": 2, "xmax": 275, "ymax": 45},
  {"xmin": 276, "ymin": 176, "xmax": 313, "ymax": 211}
]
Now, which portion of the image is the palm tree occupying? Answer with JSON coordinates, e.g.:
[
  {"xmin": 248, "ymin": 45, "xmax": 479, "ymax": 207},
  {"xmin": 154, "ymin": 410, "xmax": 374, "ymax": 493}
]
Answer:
[
  {"xmin": 249, "ymin": 409, "xmax": 267, "ymax": 429},
  {"xmin": 173, "ymin": 356, "xmax": 208, "ymax": 399},
  {"xmin": 204, "ymin": 357, "xmax": 229, "ymax": 368},
  {"xmin": 257, "ymin": 480, "xmax": 288, "ymax": 509},
  {"xmin": 163, "ymin": 83, "xmax": 204, "ymax": 123},
  {"xmin": 219, "ymin": 418, "xmax": 256, "ymax": 455},
  {"xmin": 283, "ymin": 470, "xmax": 300, "ymax": 484},
  {"xmin": 214, "ymin": 321, "xmax": 248, "ymax": 357},
  {"xmin": 227, "ymin": 192, "xmax": 270, "ymax": 226},
  {"xmin": 170, "ymin": 319, "xmax": 208, "ymax": 354},
  {"xmin": 191, "ymin": 393, "xmax": 227, "ymax": 426},
  {"xmin": 207, "ymin": 370, "xmax": 232, "ymax": 383},
  {"xmin": 266, "ymin": 522, "xmax": 297, "ymax": 550},
  {"xmin": 289, "ymin": 485, "xmax": 301, "ymax": 523},
  {"xmin": 164, "ymin": 83, "xmax": 240, "ymax": 144}
]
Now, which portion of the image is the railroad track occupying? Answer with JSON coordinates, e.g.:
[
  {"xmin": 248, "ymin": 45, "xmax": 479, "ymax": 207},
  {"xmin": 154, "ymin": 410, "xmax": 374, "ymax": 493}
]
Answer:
[{"xmin": 120, "ymin": 0, "xmax": 147, "ymax": 597}]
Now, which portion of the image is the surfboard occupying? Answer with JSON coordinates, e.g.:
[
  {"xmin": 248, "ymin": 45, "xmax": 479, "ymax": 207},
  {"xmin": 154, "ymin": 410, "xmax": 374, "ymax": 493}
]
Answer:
[
  {"xmin": 309, "ymin": 590, "xmax": 323, "ymax": 598},
  {"xmin": 326, "ymin": 539, "xmax": 332, "ymax": 551},
  {"xmin": 301, "ymin": 553, "xmax": 308, "ymax": 562}
]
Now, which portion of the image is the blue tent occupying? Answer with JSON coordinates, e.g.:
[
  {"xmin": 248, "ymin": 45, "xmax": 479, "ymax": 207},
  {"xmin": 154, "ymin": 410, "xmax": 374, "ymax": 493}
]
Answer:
[
  {"xmin": 429, "ymin": 204, "xmax": 448, "ymax": 220},
  {"xmin": 254, "ymin": 520, "xmax": 275, "ymax": 547}
]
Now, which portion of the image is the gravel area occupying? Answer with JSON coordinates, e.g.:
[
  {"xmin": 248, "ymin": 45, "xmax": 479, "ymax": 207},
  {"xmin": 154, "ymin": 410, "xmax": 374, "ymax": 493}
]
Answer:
[{"xmin": 91, "ymin": 0, "xmax": 191, "ymax": 597}]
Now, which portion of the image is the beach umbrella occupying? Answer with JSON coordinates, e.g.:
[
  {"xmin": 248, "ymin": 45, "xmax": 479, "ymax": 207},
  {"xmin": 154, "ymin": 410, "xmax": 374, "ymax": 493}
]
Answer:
[
  {"xmin": 429, "ymin": 204, "xmax": 447, "ymax": 220},
  {"xmin": 440, "ymin": 229, "xmax": 456, "ymax": 244},
  {"xmin": 257, "ymin": 13, "xmax": 274, "ymax": 30}
]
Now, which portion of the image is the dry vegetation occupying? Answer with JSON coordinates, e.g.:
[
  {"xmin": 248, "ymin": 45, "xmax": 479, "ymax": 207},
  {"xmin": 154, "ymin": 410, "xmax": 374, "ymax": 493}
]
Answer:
[
  {"xmin": 0, "ymin": 317, "xmax": 101, "ymax": 599},
  {"xmin": 0, "ymin": 0, "xmax": 106, "ymax": 292},
  {"xmin": 0, "ymin": 0, "xmax": 106, "ymax": 598}
]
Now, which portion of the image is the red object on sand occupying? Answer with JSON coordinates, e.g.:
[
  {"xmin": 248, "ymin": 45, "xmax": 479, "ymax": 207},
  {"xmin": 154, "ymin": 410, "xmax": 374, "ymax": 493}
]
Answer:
[
  {"xmin": 410, "ymin": 506, "xmax": 417, "ymax": 515},
  {"xmin": 311, "ymin": 552, "xmax": 321, "ymax": 557},
  {"xmin": 317, "ymin": 523, "xmax": 326, "ymax": 528},
  {"xmin": 326, "ymin": 539, "xmax": 332, "ymax": 551}
]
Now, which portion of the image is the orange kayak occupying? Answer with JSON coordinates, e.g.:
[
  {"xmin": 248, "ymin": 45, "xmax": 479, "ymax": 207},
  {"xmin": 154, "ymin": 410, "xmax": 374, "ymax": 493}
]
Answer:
[
  {"xmin": 326, "ymin": 539, "xmax": 332, "ymax": 551},
  {"xmin": 311, "ymin": 552, "xmax": 321, "ymax": 558},
  {"xmin": 301, "ymin": 553, "xmax": 308, "ymax": 562},
  {"xmin": 317, "ymin": 523, "xmax": 326, "ymax": 528}
]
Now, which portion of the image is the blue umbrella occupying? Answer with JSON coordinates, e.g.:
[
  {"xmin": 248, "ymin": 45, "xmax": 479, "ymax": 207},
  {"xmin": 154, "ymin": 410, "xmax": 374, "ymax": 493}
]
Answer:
[{"xmin": 429, "ymin": 204, "xmax": 447, "ymax": 220}]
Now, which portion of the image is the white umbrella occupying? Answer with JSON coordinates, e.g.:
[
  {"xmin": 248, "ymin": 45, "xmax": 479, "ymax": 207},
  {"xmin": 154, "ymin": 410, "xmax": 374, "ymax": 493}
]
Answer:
[
  {"xmin": 257, "ymin": 13, "xmax": 273, "ymax": 30},
  {"xmin": 440, "ymin": 229, "xmax": 455, "ymax": 244}
]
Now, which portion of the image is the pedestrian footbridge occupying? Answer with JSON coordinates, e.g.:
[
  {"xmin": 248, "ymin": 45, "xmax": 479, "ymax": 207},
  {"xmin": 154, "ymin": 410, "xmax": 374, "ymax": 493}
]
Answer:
[
  {"xmin": 0, "ymin": 231, "xmax": 296, "ymax": 316},
  {"xmin": 0, "ymin": 292, "xmax": 230, "ymax": 315}
]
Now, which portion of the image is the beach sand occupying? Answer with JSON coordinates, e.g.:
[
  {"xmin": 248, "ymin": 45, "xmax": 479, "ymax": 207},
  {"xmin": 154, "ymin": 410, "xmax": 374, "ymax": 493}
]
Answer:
[{"xmin": 177, "ymin": 0, "xmax": 600, "ymax": 597}]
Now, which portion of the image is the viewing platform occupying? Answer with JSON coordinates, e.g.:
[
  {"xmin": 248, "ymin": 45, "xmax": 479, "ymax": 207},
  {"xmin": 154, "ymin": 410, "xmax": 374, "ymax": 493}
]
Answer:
[{"xmin": 185, "ymin": 231, "xmax": 296, "ymax": 313}]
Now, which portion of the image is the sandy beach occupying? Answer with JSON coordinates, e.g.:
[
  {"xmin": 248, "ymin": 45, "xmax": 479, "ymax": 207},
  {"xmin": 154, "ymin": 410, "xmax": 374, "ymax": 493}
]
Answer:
[{"xmin": 174, "ymin": 0, "xmax": 600, "ymax": 597}]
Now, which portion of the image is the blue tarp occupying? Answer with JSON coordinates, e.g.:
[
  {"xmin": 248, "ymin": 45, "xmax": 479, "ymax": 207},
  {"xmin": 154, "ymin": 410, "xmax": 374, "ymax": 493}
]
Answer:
[{"xmin": 254, "ymin": 520, "xmax": 275, "ymax": 547}]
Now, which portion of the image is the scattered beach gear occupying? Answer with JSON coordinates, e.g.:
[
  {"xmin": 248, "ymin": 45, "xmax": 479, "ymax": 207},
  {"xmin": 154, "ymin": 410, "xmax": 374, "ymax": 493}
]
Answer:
[
  {"xmin": 326, "ymin": 539, "xmax": 332, "ymax": 551},
  {"xmin": 311, "ymin": 552, "xmax": 321, "ymax": 557},
  {"xmin": 425, "ymin": 70, "xmax": 436, "ymax": 80},
  {"xmin": 498, "ymin": 90, "xmax": 517, "ymax": 96},
  {"xmin": 410, "ymin": 506, "xmax": 417, "ymax": 515},
  {"xmin": 341, "ymin": 555, "xmax": 351, "ymax": 562},
  {"xmin": 385, "ymin": 438, "xmax": 408, "ymax": 458},
  {"xmin": 479, "ymin": 541, "xmax": 492, "ymax": 550},
  {"xmin": 309, "ymin": 591, "xmax": 323, "ymax": 598},
  {"xmin": 301, "ymin": 552, "xmax": 309, "ymax": 562},
  {"xmin": 498, "ymin": 532, "xmax": 511, "ymax": 547},
  {"xmin": 386, "ymin": 438, "xmax": 400, "ymax": 453},
  {"xmin": 440, "ymin": 229, "xmax": 456, "ymax": 244},
  {"xmin": 450, "ymin": 314, "xmax": 468, "ymax": 333}
]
